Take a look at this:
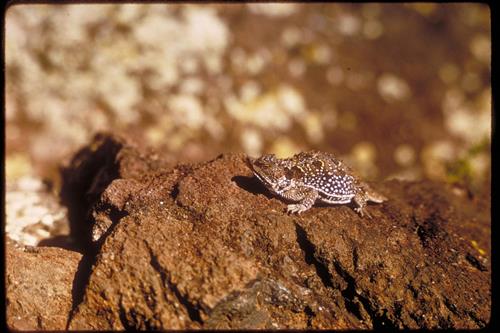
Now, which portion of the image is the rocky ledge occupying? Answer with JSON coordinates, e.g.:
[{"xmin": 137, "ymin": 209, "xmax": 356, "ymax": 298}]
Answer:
[
  {"xmin": 7, "ymin": 133, "xmax": 491, "ymax": 329},
  {"xmin": 6, "ymin": 238, "xmax": 82, "ymax": 330}
]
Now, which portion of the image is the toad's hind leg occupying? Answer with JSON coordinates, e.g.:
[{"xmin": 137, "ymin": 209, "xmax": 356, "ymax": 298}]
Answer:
[
  {"xmin": 353, "ymin": 184, "xmax": 387, "ymax": 217},
  {"xmin": 362, "ymin": 183, "xmax": 387, "ymax": 203},
  {"xmin": 283, "ymin": 187, "xmax": 319, "ymax": 214}
]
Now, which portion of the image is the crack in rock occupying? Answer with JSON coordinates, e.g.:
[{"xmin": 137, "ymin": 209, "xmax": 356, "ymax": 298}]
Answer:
[
  {"xmin": 144, "ymin": 242, "xmax": 203, "ymax": 325},
  {"xmin": 295, "ymin": 222, "xmax": 399, "ymax": 329},
  {"xmin": 331, "ymin": 260, "xmax": 398, "ymax": 329},
  {"xmin": 294, "ymin": 223, "xmax": 334, "ymax": 289}
]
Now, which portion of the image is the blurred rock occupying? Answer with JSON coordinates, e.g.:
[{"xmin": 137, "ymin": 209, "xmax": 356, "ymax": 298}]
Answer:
[
  {"xmin": 6, "ymin": 238, "xmax": 82, "ymax": 330},
  {"xmin": 64, "ymin": 134, "xmax": 489, "ymax": 329}
]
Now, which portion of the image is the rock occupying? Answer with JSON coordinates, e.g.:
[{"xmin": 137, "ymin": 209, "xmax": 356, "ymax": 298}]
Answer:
[
  {"xmin": 60, "ymin": 132, "xmax": 176, "ymax": 251},
  {"xmin": 6, "ymin": 238, "xmax": 82, "ymax": 330},
  {"xmin": 65, "ymin": 134, "xmax": 489, "ymax": 329}
]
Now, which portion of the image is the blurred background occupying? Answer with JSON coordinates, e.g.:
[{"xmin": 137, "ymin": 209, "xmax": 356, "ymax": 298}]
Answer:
[{"xmin": 5, "ymin": 4, "xmax": 491, "ymax": 244}]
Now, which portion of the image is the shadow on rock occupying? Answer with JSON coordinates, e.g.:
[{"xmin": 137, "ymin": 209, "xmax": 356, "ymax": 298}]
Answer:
[{"xmin": 232, "ymin": 175, "xmax": 275, "ymax": 199}]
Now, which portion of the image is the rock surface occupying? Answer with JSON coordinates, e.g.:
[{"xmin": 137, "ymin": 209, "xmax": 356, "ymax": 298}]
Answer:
[
  {"xmin": 6, "ymin": 238, "xmax": 82, "ymax": 330},
  {"xmin": 63, "ymin": 134, "xmax": 490, "ymax": 329}
]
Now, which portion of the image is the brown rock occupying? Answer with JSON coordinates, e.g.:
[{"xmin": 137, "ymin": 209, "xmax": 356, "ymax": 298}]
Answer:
[
  {"xmin": 60, "ymin": 132, "xmax": 177, "ymax": 251},
  {"xmin": 64, "ymin": 134, "xmax": 490, "ymax": 329},
  {"xmin": 6, "ymin": 238, "xmax": 82, "ymax": 330}
]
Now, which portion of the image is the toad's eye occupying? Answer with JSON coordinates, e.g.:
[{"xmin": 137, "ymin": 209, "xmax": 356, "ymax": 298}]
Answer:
[
  {"xmin": 312, "ymin": 160, "xmax": 324, "ymax": 170},
  {"xmin": 261, "ymin": 154, "xmax": 276, "ymax": 163},
  {"xmin": 285, "ymin": 166, "xmax": 304, "ymax": 180}
]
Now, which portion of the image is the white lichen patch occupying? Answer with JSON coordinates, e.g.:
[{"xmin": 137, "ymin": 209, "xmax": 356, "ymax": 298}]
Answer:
[
  {"xmin": 179, "ymin": 77, "xmax": 205, "ymax": 96},
  {"xmin": 394, "ymin": 144, "xmax": 416, "ymax": 167},
  {"xmin": 445, "ymin": 106, "xmax": 490, "ymax": 144},
  {"xmin": 442, "ymin": 88, "xmax": 491, "ymax": 145},
  {"xmin": 321, "ymin": 109, "xmax": 338, "ymax": 130},
  {"xmin": 240, "ymin": 81, "xmax": 262, "ymax": 103},
  {"xmin": 6, "ymin": 154, "xmax": 33, "ymax": 180},
  {"xmin": 337, "ymin": 13, "xmax": 361, "ymax": 36},
  {"xmin": 377, "ymin": 73, "xmax": 411, "ymax": 102},
  {"xmin": 350, "ymin": 141, "xmax": 379, "ymax": 178},
  {"xmin": 240, "ymin": 128, "xmax": 263, "ymax": 157},
  {"xmin": 281, "ymin": 26, "xmax": 302, "ymax": 48},
  {"xmin": 6, "ymin": 176, "xmax": 69, "ymax": 246},
  {"xmin": 469, "ymin": 152, "xmax": 490, "ymax": 180},
  {"xmin": 224, "ymin": 84, "xmax": 306, "ymax": 131},
  {"xmin": 303, "ymin": 112, "xmax": 324, "ymax": 144},
  {"xmin": 288, "ymin": 59, "xmax": 306, "ymax": 78},
  {"xmin": 168, "ymin": 94, "xmax": 206, "ymax": 130},
  {"xmin": 310, "ymin": 44, "xmax": 332, "ymax": 64},
  {"xmin": 269, "ymin": 137, "xmax": 302, "ymax": 158},
  {"xmin": 421, "ymin": 140, "xmax": 457, "ymax": 180},
  {"xmin": 5, "ymin": 4, "xmax": 230, "ymax": 155},
  {"xmin": 247, "ymin": 3, "xmax": 299, "ymax": 17}
]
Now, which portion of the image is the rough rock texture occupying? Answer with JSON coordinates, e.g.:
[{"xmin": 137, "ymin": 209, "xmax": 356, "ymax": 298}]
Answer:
[
  {"xmin": 60, "ymin": 132, "xmax": 177, "ymax": 251},
  {"xmin": 6, "ymin": 238, "xmax": 82, "ymax": 330},
  {"xmin": 64, "ymin": 134, "xmax": 490, "ymax": 329}
]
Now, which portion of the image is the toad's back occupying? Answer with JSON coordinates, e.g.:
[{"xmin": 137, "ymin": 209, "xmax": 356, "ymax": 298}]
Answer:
[
  {"xmin": 290, "ymin": 151, "xmax": 358, "ymax": 203},
  {"xmin": 248, "ymin": 150, "xmax": 387, "ymax": 216}
]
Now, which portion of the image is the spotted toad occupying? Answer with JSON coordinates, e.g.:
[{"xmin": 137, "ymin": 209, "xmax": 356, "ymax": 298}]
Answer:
[{"xmin": 247, "ymin": 151, "xmax": 387, "ymax": 217}]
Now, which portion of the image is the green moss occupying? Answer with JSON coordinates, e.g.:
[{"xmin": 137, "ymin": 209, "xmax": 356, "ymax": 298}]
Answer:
[{"xmin": 445, "ymin": 137, "xmax": 490, "ymax": 187}]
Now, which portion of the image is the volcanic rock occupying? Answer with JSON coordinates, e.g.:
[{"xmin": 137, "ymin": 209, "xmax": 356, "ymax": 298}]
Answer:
[{"xmin": 62, "ymin": 134, "xmax": 490, "ymax": 329}]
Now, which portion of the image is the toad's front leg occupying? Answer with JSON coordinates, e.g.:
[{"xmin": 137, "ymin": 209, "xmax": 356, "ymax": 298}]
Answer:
[
  {"xmin": 281, "ymin": 186, "xmax": 319, "ymax": 214},
  {"xmin": 353, "ymin": 192, "xmax": 370, "ymax": 218}
]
